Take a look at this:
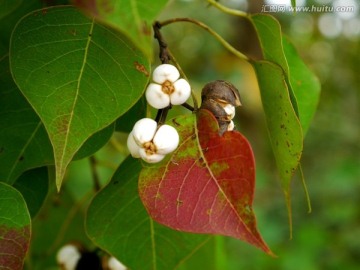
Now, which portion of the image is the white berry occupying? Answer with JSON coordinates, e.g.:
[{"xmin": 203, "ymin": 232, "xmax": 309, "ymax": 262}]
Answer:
[
  {"xmin": 223, "ymin": 104, "xmax": 235, "ymax": 119},
  {"xmin": 139, "ymin": 148, "xmax": 165, "ymax": 163},
  {"xmin": 132, "ymin": 118, "xmax": 157, "ymax": 146},
  {"xmin": 227, "ymin": 120, "xmax": 235, "ymax": 131},
  {"xmin": 127, "ymin": 118, "xmax": 180, "ymax": 163},
  {"xmin": 56, "ymin": 244, "xmax": 81, "ymax": 270},
  {"xmin": 107, "ymin": 256, "xmax": 127, "ymax": 270},
  {"xmin": 171, "ymin": 79, "xmax": 191, "ymax": 105},
  {"xmin": 153, "ymin": 125, "xmax": 179, "ymax": 155},
  {"xmin": 152, "ymin": 64, "xmax": 180, "ymax": 84},
  {"xmin": 126, "ymin": 131, "xmax": 141, "ymax": 158},
  {"xmin": 145, "ymin": 64, "xmax": 191, "ymax": 109},
  {"xmin": 145, "ymin": 83, "xmax": 171, "ymax": 109}
]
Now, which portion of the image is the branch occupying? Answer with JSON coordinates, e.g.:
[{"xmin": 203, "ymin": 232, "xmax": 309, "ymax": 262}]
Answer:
[
  {"xmin": 206, "ymin": 0, "xmax": 249, "ymax": 18},
  {"xmin": 157, "ymin": 18, "xmax": 249, "ymax": 62}
]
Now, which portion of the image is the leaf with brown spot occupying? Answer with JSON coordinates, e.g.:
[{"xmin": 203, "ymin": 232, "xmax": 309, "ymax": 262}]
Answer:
[
  {"xmin": 10, "ymin": 6, "xmax": 149, "ymax": 190},
  {"xmin": 0, "ymin": 182, "xmax": 31, "ymax": 270},
  {"xmin": 139, "ymin": 110, "xmax": 273, "ymax": 255}
]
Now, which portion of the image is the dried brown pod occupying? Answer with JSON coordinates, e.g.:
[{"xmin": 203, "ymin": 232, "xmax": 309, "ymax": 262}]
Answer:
[
  {"xmin": 200, "ymin": 80, "xmax": 241, "ymax": 135},
  {"xmin": 201, "ymin": 80, "xmax": 241, "ymax": 107}
]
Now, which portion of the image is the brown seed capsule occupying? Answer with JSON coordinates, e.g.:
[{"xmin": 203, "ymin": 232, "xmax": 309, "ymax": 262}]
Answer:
[
  {"xmin": 200, "ymin": 80, "xmax": 241, "ymax": 135},
  {"xmin": 200, "ymin": 99, "xmax": 232, "ymax": 136},
  {"xmin": 201, "ymin": 80, "xmax": 241, "ymax": 107}
]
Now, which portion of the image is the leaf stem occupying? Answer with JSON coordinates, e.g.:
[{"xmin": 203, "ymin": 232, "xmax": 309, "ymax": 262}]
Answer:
[
  {"xmin": 89, "ymin": 155, "xmax": 101, "ymax": 192},
  {"xmin": 158, "ymin": 18, "xmax": 249, "ymax": 62},
  {"xmin": 153, "ymin": 22, "xmax": 171, "ymax": 64},
  {"xmin": 299, "ymin": 164, "xmax": 312, "ymax": 213},
  {"xmin": 284, "ymin": 190, "xmax": 293, "ymax": 240},
  {"xmin": 165, "ymin": 48, "xmax": 199, "ymax": 110},
  {"xmin": 206, "ymin": 0, "xmax": 249, "ymax": 18},
  {"xmin": 153, "ymin": 22, "xmax": 199, "ymax": 110},
  {"xmin": 181, "ymin": 102, "xmax": 195, "ymax": 112},
  {"xmin": 155, "ymin": 106, "xmax": 171, "ymax": 125}
]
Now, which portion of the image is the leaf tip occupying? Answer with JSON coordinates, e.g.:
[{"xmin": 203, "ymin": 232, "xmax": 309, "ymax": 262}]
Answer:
[{"xmin": 55, "ymin": 170, "xmax": 65, "ymax": 192}]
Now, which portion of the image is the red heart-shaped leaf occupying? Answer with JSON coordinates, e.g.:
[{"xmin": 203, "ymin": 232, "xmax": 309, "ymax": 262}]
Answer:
[{"xmin": 139, "ymin": 109, "xmax": 273, "ymax": 255}]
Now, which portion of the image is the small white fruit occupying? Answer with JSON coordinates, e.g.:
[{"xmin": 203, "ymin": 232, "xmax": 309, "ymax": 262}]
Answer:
[
  {"xmin": 56, "ymin": 244, "xmax": 81, "ymax": 270},
  {"xmin": 127, "ymin": 118, "xmax": 180, "ymax": 163},
  {"xmin": 171, "ymin": 78, "xmax": 191, "ymax": 105},
  {"xmin": 145, "ymin": 64, "xmax": 191, "ymax": 109},
  {"xmin": 223, "ymin": 104, "xmax": 235, "ymax": 119},
  {"xmin": 126, "ymin": 131, "xmax": 141, "ymax": 158},
  {"xmin": 145, "ymin": 83, "xmax": 171, "ymax": 109},
  {"xmin": 132, "ymin": 118, "xmax": 157, "ymax": 146},
  {"xmin": 108, "ymin": 256, "xmax": 127, "ymax": 270},
  {"xmin": 152, "ymin": 64, "xmax": 180, "ymax": 84},
  {"xmin": 153, "ymin": 124, "xmax": 179, "ymax": 155},
  {"xmin": 227, "ymin": 120, "xmax": 235, "ymax": 131}
]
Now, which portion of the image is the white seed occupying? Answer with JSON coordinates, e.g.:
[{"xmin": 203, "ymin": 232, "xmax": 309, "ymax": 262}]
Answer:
[
  {"xmin": 227, "ymin": 120, "xmax": 235, "ymax": 131},
  {"xmin": 171, "ymin": 78, "xmax": 191, "ymax": 105},
  {"xmin": 152, "ymin": 64, "xmax": 180, "ymax": 84},
  {"xmin": 145, "ymin": 83, "xmax": 171, "ymax": 109},
  {"xmin": 56, "ymin": 244, "xmax": 81, "ymax": 270},
  {"xmin": 108, "ymin": 256, "xmax": 127, "ymax": 270},
  {"xmin": 127, "ymin": 131, "xmax": 141, "ymax": 158},
  {"xmin": 139, "ymin": 148, "xmax": 165, "ymax": 163},
  {"xmin": 132, "ymin": 118, "xmax": 157, "ymax": 146},
  {"xmin": 223, "ymin": 104, "xmax": 235, "ymax": 119},
  {"xmin": 153, "ymin": 125, "xmax": 179, "ymax": 155}
]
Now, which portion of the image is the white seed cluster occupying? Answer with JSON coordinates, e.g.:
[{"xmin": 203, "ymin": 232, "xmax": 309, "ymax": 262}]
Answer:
[
  {"xmin": 127, "ymin": 118, "xmax": 179, "ymax": 163},
  {"xmin": 223, "ymin": 103, "xmax": 236, "ymax": 131},
  {"xmin": 56, "ymin": 244, "xmax": 81, "ymax": 270},
  {"xmin": 127, "ymin": 64, "xmax": 190, "ymax": 164},
  {"xmin": 57, "ymin": 244, "xmax": 128, "ymax": 270},
  {"xmin": 107, "ymin": 256, "xmax": 127, "ymax": 270},
  {"xmin": 145, "ymin": 64, "xmax": 191, "ymax": 109}
]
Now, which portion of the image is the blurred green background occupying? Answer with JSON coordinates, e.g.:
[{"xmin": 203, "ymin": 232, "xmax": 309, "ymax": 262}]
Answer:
[{"xmin": 13, "ymin": 0, "xmax": 358, "ymax": 269}]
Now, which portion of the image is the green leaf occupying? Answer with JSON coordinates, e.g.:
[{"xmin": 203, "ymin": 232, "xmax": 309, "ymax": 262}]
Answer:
[
  {"xmin": 139, "ymin": 111, "xmax": 273, "ymax": 255},
  {"xmin": 1, "ymin": 52, "xmax": 116, "ymax": 184},
  {"xmin": 177, "ymin": 237, "xmax": 217, "ymax": 270},
  {"xmin": 10, "ymin": 6, "xmax": 150, "ymax": 190},
  {"xmin": 282, "ymin": 36, "xmax": 321, "ymax": 135},
  {"xmin": 13, "ymin": 167, "xmax": 49, "ymax": 219},
  {"xmin": 252, "ymin": 60, "xmax": 303, "ymax": 219},
  {"xmin": 0, "ymin": 0, "xmax": 41, "ymax": 48},
  {"xmin": 115, "ymin": 96, "xmax": 147, "ymax": 133},
  {"xmin": 0, "ymin": 182, "xmax": 31, "ymax": 270},
  {"xmin": 291, "ymin": 0, "xmax": 296, "ymax": 9},
  {"xmin": 73, "ymin": 123, "xmax": 114, "ymax": 160},
  {"xmin": 86, "ymin": 157, "xmax": 209, "ymax": 270},
  {"xmin": 74, "ymin": 0, "xmax": 169, "ymax": 59},
  {"xmin": 0, "ymin": 53, "xmax": 53, "ymax": 184},
  {"xmin": 250, "ymin": 14, "xmax": 299, "ymax": 115},
  {"xmin": 30, "ymin": 184, "xmax": 90, "ymax": 270},
  {"xmin": 0, "ymin": 0, "xmax": 22, "ymax": 19}
]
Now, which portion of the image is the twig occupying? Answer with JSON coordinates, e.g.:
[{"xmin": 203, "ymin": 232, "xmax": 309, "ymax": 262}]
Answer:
[
  {"xmin": 206, "ymin": 0, "xmax": 249, "ymax": 18},
  {"xmin": 153, "ymin": 21, "xmax": 171, "ymax": 64},
  {"xmin": 157, "ymin": 18, "xmax": 249, "ymax": 62}
]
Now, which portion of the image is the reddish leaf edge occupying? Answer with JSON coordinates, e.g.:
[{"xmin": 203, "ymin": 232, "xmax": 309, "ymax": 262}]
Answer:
[
  {"xmin": 138, "ymin": 110, "xmax": 275, "ymax": 256},
  {"xmin": 196, "ymin": 109, "xmax": 275, "ymax": 257}
]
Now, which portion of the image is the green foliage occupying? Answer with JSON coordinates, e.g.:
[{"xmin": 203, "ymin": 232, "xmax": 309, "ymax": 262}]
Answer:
[
  {"xmin": 0, "ymin": 0, "xmax": 340, "ymax": 269},
  {"xmin": 0, "ymin": 182, "xmax": 31, "ymax": 270},
  {"xmin": 87, "ymin": 157, "xmax": 209, "ymax": 270},
  {"xmin": 10, "ymin": 6, "xmax": 150, "ymax": 189},
  {"xmin": 13, "ymin": 167, "xmax": 49, "ymax": 218},
  {"xmin": 73, "ymin": 0, "xmax": 169, "ymax": 59}
]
